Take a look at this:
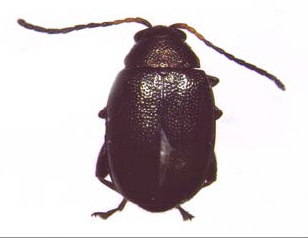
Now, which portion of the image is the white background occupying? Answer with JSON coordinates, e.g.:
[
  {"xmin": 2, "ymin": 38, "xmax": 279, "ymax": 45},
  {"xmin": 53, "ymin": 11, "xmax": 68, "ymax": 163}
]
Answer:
[{"xmin": 1, "ymin": 0, "xmax": 307, "ymax": 236}]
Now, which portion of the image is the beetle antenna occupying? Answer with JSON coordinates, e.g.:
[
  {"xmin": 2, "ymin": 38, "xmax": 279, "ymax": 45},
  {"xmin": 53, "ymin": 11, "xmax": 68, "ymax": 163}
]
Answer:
[
  {"xmin": 171, "ymin": 23, "xmax": 285, "ymax": 91},
  {"xmin": 17, "ymin": 17, "xmax": 152, "ymax": 34}
]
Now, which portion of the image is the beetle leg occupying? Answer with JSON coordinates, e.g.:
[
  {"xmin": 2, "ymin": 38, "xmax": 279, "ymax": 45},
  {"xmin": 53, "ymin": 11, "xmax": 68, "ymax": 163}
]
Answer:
[
  {"xmin": 95, "ymin": 142, "xmax": 119, "ymax": 192},
  {"xmin": 207, "ymin": 75, "xmax": 219, "ymax": 87},
  {"xmin": 214, "ymin": 106, "xmax": 223, "ymax": 120},
  {"xmin": 203, "ymin": 153, "xmax": 217, "ymax": 187},
  {"xmin": 98, "ymin": 106, "xmax": 107, "ymax": 119},
  {"xmin": 96, "ymin": 106, "xmax": 117, "ymax": 190},
  {"xmin": 177, "ymin": 206, "xmax": 194, "ymax": 221},
  {"xmin": 92, "ymin": 198, "xmax": 127, "ymax": 220},
  {"xmin": 95, "ymin": 143, "xmax": 109, "ymax": 181},
  {"xmin": 94, "ymin": 140, "xmax": 128, "ymax": 220},
  {"xmin": 97, "ymin": 175, "xmax": 117, "ymax": 191}
]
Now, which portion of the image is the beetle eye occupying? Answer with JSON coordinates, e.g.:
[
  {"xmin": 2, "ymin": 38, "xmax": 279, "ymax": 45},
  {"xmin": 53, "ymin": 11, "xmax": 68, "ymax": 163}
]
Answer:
[{"xmin": 134, "ymin": 29, "xmax": 146, "ymax": 41}]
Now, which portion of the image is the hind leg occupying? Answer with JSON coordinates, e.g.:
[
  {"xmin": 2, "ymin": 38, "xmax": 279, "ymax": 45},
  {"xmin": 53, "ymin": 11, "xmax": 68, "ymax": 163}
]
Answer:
[
  {"xmin": 177, "ymin": 206, "xmax": 195, "ymax": 221},
  {"xmin": 176, "ymin": 153, "xmax": 217, "ymax": 221},
  {"xmin": 92, "ymin": 198, "xmax": 127, "ymax": 220},
  {"xmin": 96, "ymin": 107, "xmax": 115, "ymax": 189},
  {"xmin": 94, "ymin": 142, "xmax": 116, "ymax": 191},
  {"xmin": 92, "ymin": 107, "xmax": 127, "ymax": 219}
]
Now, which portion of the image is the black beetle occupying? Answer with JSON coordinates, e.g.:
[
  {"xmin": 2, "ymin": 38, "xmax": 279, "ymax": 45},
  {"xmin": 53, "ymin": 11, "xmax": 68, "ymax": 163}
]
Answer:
[{"xmin": 18, "ymin": 17, "xmax": 285, "ymax": 221}]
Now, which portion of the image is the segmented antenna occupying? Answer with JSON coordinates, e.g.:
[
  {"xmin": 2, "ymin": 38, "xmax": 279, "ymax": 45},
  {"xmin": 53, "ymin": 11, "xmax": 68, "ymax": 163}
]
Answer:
[
  {"xmin": 17, "ymin": 17, "xmax": 152, "ymax": 34},
  {"xmin": 17, "ymin": 18, "xmax": 284, "ymax": 90},
  {"xmin": 171, "ymin": 23, "xmax": 285, "ymax": 91}
]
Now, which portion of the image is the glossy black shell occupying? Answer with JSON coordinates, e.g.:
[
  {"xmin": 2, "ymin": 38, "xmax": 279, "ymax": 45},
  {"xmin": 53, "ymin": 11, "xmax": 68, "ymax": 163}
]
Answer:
[{"xmin": 103, "ymin": 26, "xmax": 216, "ymax": 212}]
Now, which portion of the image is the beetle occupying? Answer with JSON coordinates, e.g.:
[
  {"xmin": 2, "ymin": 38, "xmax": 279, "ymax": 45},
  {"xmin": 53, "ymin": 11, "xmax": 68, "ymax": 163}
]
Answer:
[{"xmin": 18, "ymin": 17, "xmax": 285, "ymax": 221}]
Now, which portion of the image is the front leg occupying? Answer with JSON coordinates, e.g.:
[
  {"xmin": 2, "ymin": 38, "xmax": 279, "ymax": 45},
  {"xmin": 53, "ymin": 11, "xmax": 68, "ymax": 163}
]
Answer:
[
  {"xmin": 207, "ymin": 75, "xmax": 219, "ymax": 87},
  {"xmin": 98, "ymin": 107, "xmax": 107, "ymax": 119}
]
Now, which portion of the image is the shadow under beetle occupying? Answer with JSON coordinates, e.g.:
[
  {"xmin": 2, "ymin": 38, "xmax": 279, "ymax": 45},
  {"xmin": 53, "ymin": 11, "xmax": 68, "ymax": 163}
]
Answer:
[{"xmin": 18, "ymin": 17, "xmax": 285, "ymax": 221}]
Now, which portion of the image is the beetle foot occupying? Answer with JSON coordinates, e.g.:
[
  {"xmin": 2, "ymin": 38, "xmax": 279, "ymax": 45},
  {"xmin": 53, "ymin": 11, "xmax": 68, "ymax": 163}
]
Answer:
[
  {"xmin": 92, "ymin": 198, "xmax": 127, "ymax": 220},
  {"xmin": 91, "ymin": 210, "xmax": 117, "ymax": 220},
  {"xmin": 177, "ymin": 206, "xmax": 194, "ymax": 221}
]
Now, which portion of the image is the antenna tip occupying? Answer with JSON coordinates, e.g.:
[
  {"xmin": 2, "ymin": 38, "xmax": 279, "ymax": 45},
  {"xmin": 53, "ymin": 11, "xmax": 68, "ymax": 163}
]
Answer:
[
  {"xmin": 275, "ymin": 80, "xmax": 286, "ymax": 91},
  {"xmin": 17, "ymin": 19, "xmax": 25, "ymax": 25},
  {"xmin": 17, "ymin": 18, "xmax": 25, "ymax": 25}
]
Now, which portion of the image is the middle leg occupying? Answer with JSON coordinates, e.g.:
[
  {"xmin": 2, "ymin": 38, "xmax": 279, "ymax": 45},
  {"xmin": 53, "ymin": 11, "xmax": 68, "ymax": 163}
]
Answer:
[{"xmin": 93, "ymin": 106, "xmax": 127, "ymax": 219}]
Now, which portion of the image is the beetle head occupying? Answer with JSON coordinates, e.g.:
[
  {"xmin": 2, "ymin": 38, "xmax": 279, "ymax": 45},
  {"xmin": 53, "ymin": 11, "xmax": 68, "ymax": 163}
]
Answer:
[
  {"xmin": 134, "ymin": 25, "xmax": 186, "ymax": 42},
  {"xmin": 125, "ymin": 25, "xmax": 200, "ymax": 68}
]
